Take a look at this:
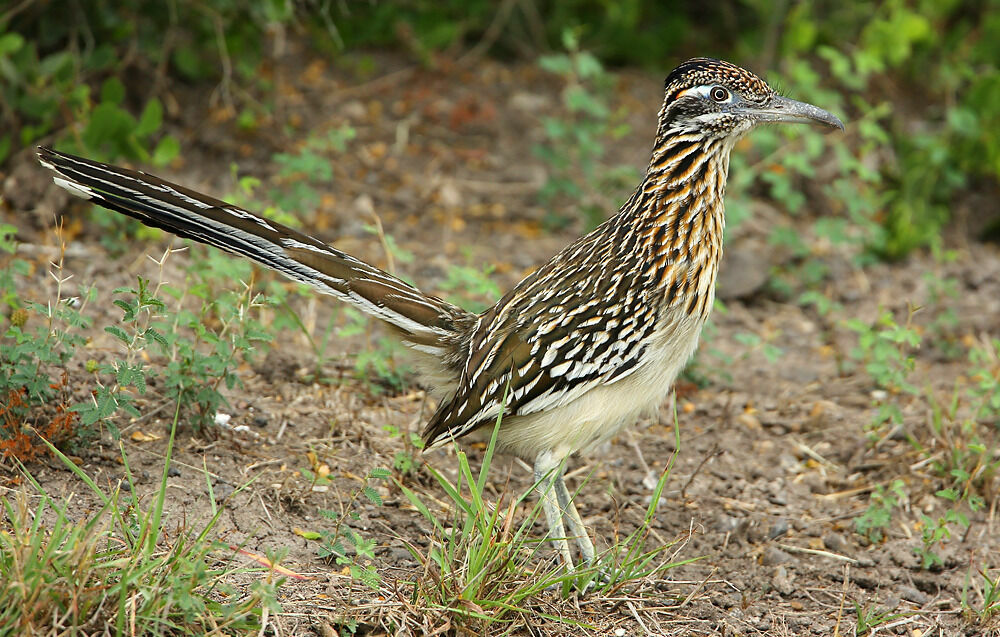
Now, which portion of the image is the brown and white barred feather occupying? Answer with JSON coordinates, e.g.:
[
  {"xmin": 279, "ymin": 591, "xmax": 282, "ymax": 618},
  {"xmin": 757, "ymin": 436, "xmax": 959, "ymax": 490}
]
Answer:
[{"xmin": 37, "ymin": 148, "xmax": 474, "ymax": 377}]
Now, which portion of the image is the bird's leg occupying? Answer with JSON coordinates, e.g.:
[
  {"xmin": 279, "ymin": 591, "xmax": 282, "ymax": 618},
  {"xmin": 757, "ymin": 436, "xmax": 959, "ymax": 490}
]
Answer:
[
  {"xmin": 533, "ymin": 451, "xmax": 574, "ymax": 569},
  {"xmin": 553, "ymin": 476, "xmax": 596, "ymax": 565}
]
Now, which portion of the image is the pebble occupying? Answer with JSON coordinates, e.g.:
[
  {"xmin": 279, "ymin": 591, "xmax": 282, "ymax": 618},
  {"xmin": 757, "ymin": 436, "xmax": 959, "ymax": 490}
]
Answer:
[
  {"xmin": 614, "ymin": 629, "xmax": 626, "ymax": 637},
  {"xmin": 823, "ymin": 533, "xmax": 850, "ymax": 554},
  {"xmin": 715, "ymin": 513, "xmax": 742, "ymax": 533},
  {"xmin": 211, "ymin": 481, "xmax": 236, "ymax": 502},
  {"xmin": 761, "ymin": 546, "xmax": 794, "ymax": 566},
  {"xmin": 898, "ymin": 585, "xmax": 929, "ymax": 605},
  {"xmin": 773, "ymin": 565, "xmax": 795, "ymax": 595},
  {"xmin": 168, "ymin": 466, "xmax": 181, "ymax": 477},
  {"xmin": 767, "ymin": 518, "xmax": 789, "ymax": 540}
]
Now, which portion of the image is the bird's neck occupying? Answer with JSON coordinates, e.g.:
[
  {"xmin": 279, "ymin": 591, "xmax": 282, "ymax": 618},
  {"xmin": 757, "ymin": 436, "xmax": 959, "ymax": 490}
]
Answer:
[{"xmin": 618, "ymin": 132, "xmax": 734, "ymax": 317}]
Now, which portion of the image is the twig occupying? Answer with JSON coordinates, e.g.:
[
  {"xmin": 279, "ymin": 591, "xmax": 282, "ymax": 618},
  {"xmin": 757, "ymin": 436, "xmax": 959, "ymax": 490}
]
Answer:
[
  {"xmin": 833, "ymin": 564, "xmax": 849, "ymax": 637},
  {"xmin": 778, "ymin": 543, "xmax": 858, "ymax": 564},
  {"xmin": 678, "ymin": 566, "xmax": 716, "ymax": 608},
  {"xmin": 680, "ymin": 443, "xmax": 721, "ymax": 499}
]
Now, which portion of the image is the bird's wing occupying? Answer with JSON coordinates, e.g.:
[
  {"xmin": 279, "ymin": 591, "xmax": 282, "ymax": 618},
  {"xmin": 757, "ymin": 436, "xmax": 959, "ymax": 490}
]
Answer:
[{"xmin": 423, "ymin": 229, "xmax": 659, "ymax": 446}]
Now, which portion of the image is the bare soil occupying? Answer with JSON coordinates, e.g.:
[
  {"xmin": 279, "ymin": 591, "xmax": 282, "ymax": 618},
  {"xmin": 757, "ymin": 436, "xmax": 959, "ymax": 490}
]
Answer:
[{"xmin": 2, "ymin": 48, "xmax": 999, "ymax": 636}]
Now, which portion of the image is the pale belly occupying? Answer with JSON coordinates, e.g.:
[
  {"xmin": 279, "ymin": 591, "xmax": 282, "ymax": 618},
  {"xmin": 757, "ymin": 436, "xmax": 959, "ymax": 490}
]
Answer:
[{"xmin": 496, "ymin": 308, "xmax": 707, "ymax": 460}]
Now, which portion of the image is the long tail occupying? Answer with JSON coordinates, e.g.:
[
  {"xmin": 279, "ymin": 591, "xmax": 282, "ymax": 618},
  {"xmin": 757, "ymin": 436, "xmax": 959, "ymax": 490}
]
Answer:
[{"xmin": 37, "ymin": 147, "xmax": 472, "ymax": 354}]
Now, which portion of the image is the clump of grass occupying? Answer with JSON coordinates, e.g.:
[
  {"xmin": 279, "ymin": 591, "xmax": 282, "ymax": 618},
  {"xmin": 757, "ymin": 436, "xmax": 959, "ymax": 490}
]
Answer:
[
  {"xmin": 392, "ymin": 405, "xmax": 697, "ymax": 633},
  {"xmin": 0, "ymin": 414, "xmax": 284, "ymax": 635},
  {"xmin": 963, "ymin": 566, "xmax": 1000, "ymax": 627}
]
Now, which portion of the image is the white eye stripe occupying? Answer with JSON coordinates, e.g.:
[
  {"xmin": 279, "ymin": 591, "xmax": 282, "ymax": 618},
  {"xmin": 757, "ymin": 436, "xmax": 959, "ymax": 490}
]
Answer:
[{"xmin": 678, "ymin": 85, "xmax": 733, "ymax": 102}]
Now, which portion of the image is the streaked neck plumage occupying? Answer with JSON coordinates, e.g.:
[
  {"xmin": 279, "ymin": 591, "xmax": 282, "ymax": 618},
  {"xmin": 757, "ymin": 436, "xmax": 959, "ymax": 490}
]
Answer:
[{"xmin": 614, "ymin": 125, "xmax": 736, "ymax": 319}]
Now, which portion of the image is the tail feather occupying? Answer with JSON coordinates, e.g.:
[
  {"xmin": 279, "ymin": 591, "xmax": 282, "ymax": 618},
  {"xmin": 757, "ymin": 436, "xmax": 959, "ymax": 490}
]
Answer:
[{"xmin": 37, "ymin": 147, "xmax": 471, "ymax": 350}]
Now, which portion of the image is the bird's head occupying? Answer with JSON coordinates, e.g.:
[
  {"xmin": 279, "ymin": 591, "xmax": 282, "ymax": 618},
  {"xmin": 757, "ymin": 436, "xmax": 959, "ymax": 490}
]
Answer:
[{"xmin": 657, "ymin": 58, "xmax": 844, "ymax": 141}]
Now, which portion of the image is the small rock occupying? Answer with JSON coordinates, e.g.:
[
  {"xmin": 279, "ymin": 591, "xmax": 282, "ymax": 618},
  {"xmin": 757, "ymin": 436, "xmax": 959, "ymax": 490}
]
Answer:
[
  {"xmin": 767, "ymin": 518, "xmax": 789, "ymax": 540},
  {"xmin": 341, "ymin": 100, "xmax": 366, "ymax": 121},
  {"xmin": 773, "ymin": 565, "xmax": 795, "ymax": 595},
  {"xmin": 761, "ymin": 546, "xmax": 794, "ymax": 566},
  {"xmin": 855, "ymin": 555, "xmax": 876, "ymax": 568},
  {"xmin": 252, "ymin": 414, "xmax": 269, "ymax": 428},
  {"xmin": 717, "ymin": 242, "xmax": 770, "ymax": 300},
  {"xmin": 823, "ymin": 533, "xmax": 850, "ymax": 554},
  {"xmin": 508, "ymin": 91, "xmax": 551, "ymax": 113},
  {"xmin": 898, "ymin": 585, "xmax": 928, "ymax": 605},
  {"xmin": 800, "ymin": 472, "xmax": 827, "ymax": 494},
  {"xmin": 387, "ymin": 547, "xmax": 413, "ymax": 564},
  {"xmin": 715, "ymin": 513, "xmax": 742, "ymax": 533},
  {"xmin": 211, "ymin": 481, "xmax": 236, "ymax": 502},
  {"xmin": 167, "ymin": 466, "xmax": 181, "ymax": 478},
  {"xmin": 614, "ymin": 629, "xmax": 626, "ymax": 637},
  {"xmin": 437, "ymin": 180, "xmax": 462, "ymax": 207}
]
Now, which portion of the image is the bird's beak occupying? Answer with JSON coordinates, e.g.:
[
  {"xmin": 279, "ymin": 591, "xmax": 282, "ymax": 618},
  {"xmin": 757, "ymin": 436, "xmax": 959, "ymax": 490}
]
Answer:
[{"xmin": 748, "ymin": 95, "xmax": 845, "ymax": 130}]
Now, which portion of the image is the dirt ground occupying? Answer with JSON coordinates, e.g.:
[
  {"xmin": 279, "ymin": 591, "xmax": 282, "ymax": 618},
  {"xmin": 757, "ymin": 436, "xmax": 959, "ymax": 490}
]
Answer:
[{"xmin": 2, "ymin": 47, "xmax": 999, "ymax": 636}]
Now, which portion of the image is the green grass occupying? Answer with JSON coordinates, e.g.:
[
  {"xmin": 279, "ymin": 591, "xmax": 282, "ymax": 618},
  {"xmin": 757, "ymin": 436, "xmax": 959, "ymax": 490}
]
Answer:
[
  {"xmin": 0, "ymin": 412, "xmax": 283, "ymax": 636},
  {"xmin": 392, "ymin": 406, "xmax": 699, "ymax": 633}
]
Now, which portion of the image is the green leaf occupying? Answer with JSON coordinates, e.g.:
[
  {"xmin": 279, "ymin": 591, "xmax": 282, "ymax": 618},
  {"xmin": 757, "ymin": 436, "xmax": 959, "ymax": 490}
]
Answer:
[
  {"xmin": 104, "ymin": 325, "xmax": 130, "ymax": 344},
  {"xmin": 152, "ymin": 136, "xmax": 179, "ymax": 166},
  {"xmin": 0, "ymin": 32, "xmax": 24, "ymax": 56},
  {"xmin": 539, "ymin": 54, "xmax": 572, "ymax": 75},
  {"xmin": 362, "ymin": 486, "xmax": 382, "ymax": 506},
  {"xmin": 135, "ymin": 98, "xmax": 163, "ymax": 138},
  {"xmin": 82, "ymin": 103, "xmax": 137, "ymax": 154},
  {"xmin": 101, "ymin": 77, "xmax": 126, "ymax": 106}
]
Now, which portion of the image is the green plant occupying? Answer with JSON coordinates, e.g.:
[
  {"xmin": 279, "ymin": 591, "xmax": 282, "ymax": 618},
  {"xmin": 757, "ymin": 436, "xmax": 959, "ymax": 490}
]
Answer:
[
  {"xmin": 391, "ymin": 403, "xmax": 695, "ymax": 632},
  {"xmin": 846, "ymin": 308, "xmax": 921, "ymax": 433},
  {"xmin": 732, "ymin": 331, "xmax": 784, "ymax": 364},
  {"xmin": 968, "ymin": 338, "xmax": 1000, "ymax": 425},
  {"xmin": 1, "ymin": 227, "xmax": 93, "ymax": 456},
  {"xmin": 314, "ymin": 467, "xmax": 391, "ymax": 590},
  {"xmin": 269, "ymin": 126, "xmax": 357, "ymax": 222},
  {"xmin": 336, "ymin": 307, "xmax": 409, "ymax": 392},
  {"xmin": 917, "ymin": 504, "xmax": 969, "ymax": 570},
  {"xmin": 854, "ymin": 479, "xmax": 906, "ymax": 543},
  {"xmin": 533, "ymin": 30, "xmax": 636, "ymax": 230},
  {"xmin": 922, "ymin": 274, "xmax": 960, "ymax": 347},
  {"xmin": 854, "ymin": 600, "xmax": 906, "ymax": 635},
  {"xmin": 439, "ymin": 262, "xmax": 502, "ymax": 313},
  {"xmin": 156, "ymin": 284, "xmax": 269, "ymax": 428},
  {"xmin": 0, "ymin": 408, "xmax": 283, "ymax": 635},
  {"xmin": 395, "ymin": 414, "xmax": 576, "ymax": 630},
  {"xmin": 908, "ymin": 338, "xmax": 998, "ymax": 570},
  {"xmin": 382, "ymin": 424, "xmax": 425, "ymax": 475},
  {"xmin": 963, "ymin": 566, "xmax": 1000, "ymax": 625},
  {"xmin": 2, "ymin": 1, "xmax": 301, "ymax": 165},
  {"xmin": 71, "ymin": 277, "xmax": 159, "ymax": 440}
]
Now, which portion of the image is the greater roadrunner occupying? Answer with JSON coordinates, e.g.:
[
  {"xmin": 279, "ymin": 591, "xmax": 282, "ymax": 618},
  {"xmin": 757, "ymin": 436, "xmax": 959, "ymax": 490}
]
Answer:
[{"xmin": 38, "ymin": 58, "xmax": 843, "ymax": 568}]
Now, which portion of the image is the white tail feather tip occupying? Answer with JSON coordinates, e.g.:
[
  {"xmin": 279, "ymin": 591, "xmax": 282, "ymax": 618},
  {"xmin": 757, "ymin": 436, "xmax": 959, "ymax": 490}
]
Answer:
[{"xmin": 52, "ymin": 177, "xmax": 96, "ymax": 200}]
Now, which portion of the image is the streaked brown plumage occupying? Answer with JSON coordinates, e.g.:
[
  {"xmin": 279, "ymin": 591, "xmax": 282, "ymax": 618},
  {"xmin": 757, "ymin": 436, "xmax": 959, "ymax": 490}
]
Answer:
[{"xmin": 38, "ymin": 58, "xmax": 843, "ymax": 568}]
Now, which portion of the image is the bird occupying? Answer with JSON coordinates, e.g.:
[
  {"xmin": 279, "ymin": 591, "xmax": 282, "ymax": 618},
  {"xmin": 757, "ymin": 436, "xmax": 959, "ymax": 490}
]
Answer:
[{"xmin": 38, "ymin": 58, "xmax": 843, "ymax": 570}]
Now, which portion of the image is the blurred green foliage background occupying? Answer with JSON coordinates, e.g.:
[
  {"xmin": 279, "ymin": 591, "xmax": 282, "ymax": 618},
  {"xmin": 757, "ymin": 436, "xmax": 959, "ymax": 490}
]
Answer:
[{"xmin": 1, "ymin": 0, "xmax": 998, "ymax": 260}]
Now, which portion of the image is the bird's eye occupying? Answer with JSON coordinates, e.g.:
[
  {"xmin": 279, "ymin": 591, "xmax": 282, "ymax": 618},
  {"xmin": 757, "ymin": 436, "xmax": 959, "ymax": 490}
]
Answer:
[{"xmin": 710, "ymin": 86, "xmax": 730, "ymax": 102}]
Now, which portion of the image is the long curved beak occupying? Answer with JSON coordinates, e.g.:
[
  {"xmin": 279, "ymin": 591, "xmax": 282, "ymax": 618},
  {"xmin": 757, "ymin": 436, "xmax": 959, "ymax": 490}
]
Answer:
[{"xmin": 749, "ymin": 95, "xmax": 845, "ymax": 130}]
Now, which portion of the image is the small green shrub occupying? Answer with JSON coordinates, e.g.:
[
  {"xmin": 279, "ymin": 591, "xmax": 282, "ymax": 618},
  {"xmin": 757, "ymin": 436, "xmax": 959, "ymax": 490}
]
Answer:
[{"xmin": 854, "ymin": 479, "xmax": 906, "ymax": 543}]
